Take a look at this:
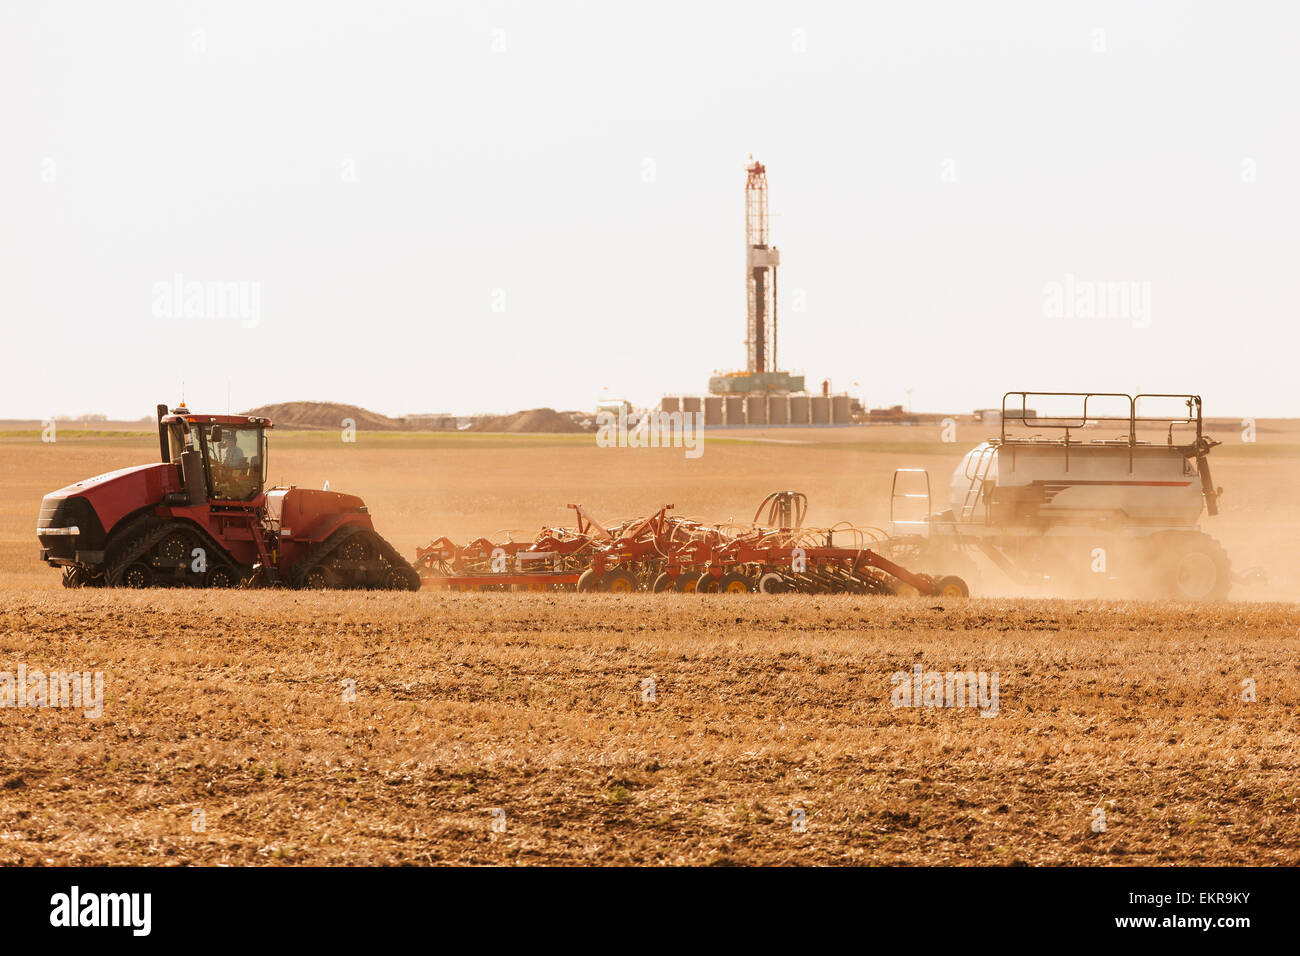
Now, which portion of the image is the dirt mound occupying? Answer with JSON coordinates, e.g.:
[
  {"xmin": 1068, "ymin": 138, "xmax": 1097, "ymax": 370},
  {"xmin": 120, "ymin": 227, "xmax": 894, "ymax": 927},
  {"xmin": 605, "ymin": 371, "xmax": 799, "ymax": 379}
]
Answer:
[
  {"xmin": 243, "ymin": 402, "xmax": 405, "ymax": 431},
  {"xmin": 470, "ymin": 408, "xmax": 587, "ymax": 433}
]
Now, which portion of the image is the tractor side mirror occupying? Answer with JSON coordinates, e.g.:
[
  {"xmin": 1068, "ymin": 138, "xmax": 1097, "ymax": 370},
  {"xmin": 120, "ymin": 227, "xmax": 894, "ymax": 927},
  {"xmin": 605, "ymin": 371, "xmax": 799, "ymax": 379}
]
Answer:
[{"xmin": 211, "ymin": 425, "xmax": 223, "ymax": 443}]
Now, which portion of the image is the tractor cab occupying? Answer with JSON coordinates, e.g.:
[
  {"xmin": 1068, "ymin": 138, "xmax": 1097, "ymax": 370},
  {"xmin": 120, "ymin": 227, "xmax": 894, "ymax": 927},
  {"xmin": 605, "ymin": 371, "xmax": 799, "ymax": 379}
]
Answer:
[{"xmin": 158, "ymin": 403, "xmax": 271, "ymax": 504}]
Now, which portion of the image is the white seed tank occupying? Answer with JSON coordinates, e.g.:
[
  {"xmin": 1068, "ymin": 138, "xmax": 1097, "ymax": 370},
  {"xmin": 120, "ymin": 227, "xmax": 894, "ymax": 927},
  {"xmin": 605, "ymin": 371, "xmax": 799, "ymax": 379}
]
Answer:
[{"xmin": 949, "ymin": 440, "xmax": 1206, "ymax": 532}]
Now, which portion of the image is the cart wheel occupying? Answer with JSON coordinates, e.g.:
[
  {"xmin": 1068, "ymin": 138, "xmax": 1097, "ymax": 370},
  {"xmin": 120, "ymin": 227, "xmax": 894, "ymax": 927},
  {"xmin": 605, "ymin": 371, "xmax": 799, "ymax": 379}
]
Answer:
[
  {"xmin": 600, "ymin": 568, "xmax": 638, "ymax": 593},
  {"xmin": 61, "ymin": 566, "xmax": 88, "ymax": 589},
  {"xmin": 934, "ymin": 575, "xmax": 969, "ymax": 598},
  {"xmin": 1154, "ymin": 533, "xmax": 1231, "ymax": 600},
  {"xmin": 757, "ymin": 572, "xmax": 788, "ymax": 594},
  {"xmin": 717, "ymin": 572, "xmax": 753, "ymax": 594},
  {"xmin": 673, "ymin": 572, "xmax": 698, "ymax": 593},
  {"xmin": 652, "ymin": 572, "xmax": 674, "ymax": 593},
  {"xmin": 576, "ymin": 568, "xmax": 601, "ymax": 592},
  {"xmin": 694, "ymin": 572, "xmax": 720, "ymax": 594}
]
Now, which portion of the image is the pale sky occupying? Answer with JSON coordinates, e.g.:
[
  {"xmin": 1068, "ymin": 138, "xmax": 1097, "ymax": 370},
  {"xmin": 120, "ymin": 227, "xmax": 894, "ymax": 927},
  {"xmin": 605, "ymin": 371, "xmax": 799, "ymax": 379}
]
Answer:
[{"xmin": 2, "ymin": 1, "xmax": 1297, "ymax": 420}]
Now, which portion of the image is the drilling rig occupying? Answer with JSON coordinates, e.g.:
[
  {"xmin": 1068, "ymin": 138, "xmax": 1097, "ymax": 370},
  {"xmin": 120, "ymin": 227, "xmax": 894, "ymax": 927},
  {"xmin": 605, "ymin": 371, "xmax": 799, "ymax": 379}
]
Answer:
[
  {"xmin": 709, "ymin": 158, "xmax": 804, "ymax": 395},
  {"xmin": 745, "ymin": 159, "xmax": 779, "ymax": 377}
]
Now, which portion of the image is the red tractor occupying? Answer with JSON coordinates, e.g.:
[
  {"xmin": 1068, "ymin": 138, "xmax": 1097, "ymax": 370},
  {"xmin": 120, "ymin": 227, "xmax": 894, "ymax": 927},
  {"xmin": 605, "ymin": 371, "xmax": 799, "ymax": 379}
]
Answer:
[{"xmin": 37, "ymin": 403, "xmax": 420, "ymax": 590}]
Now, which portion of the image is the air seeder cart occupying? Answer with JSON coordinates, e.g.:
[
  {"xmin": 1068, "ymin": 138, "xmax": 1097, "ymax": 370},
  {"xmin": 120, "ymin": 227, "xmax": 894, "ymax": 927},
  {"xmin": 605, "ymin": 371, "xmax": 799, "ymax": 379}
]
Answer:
[{"xmin": 887, "ymin": 392, "xmax": 1233, "ymax": 599}]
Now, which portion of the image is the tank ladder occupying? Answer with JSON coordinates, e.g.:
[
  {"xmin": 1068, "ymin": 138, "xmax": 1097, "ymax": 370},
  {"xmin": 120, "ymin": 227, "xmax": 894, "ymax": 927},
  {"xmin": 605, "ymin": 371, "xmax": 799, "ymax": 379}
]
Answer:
[{"xmin": 958, "ymin": 445, "xmax": 996, "ymax": 522}]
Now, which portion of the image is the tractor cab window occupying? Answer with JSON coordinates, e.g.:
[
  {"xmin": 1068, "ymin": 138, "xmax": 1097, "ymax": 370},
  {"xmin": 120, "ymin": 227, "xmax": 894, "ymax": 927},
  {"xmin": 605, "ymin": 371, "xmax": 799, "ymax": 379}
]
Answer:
[{"xmin": 202, "ymin": 426, "xmax": 263, "ymax": 501}]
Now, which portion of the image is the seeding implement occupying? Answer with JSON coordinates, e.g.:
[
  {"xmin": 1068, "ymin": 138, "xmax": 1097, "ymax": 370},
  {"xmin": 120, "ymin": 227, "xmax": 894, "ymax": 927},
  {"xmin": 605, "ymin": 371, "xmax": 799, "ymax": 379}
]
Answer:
[
  {"xmin": 37, "ymin": 403, "xmax": 421, "ymax": 590},
  {"xmin": 415, "ymin": 491, "xmax": 970, "ymax": 597}
]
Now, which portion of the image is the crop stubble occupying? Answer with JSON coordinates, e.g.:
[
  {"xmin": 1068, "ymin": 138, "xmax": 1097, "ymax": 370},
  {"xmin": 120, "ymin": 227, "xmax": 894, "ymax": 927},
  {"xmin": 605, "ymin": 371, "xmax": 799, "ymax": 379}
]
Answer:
[{"xmin": 0, "ymin": 591, "xmax": 1296, "ymax": 865}]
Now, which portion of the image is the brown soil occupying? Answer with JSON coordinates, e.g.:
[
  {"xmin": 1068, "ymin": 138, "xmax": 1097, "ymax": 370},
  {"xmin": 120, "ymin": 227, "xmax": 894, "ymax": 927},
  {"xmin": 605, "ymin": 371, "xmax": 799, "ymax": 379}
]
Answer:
[{"xmin": 0, "ymin": 592, "xmax": 1295, "ymax": 865}]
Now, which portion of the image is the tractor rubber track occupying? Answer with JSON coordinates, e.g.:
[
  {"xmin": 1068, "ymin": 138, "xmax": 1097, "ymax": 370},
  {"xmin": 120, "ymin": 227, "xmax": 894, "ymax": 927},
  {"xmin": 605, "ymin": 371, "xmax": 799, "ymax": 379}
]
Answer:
[
  {"xmin": 102, "ymin": 512, "xmax": 163, "ymax": 565},
  {"xmin": 104, "ymin": 517, "xmax": 251, "ymax": 588},
  {"xmin": 183, "ymin": 521, "xmax": 254, "ymax": 587},
  {"xmin": 104, "ymin": 518, "xmax": 171, "ymax": 587},
  {"xmin": 289, "ymin": 525, "xmax": 421, "ymax": 591},
  {"xmin": 366, "ymin": 530, "xmax": 423, "ymax": 591},
  {"xmin": 287, "ymin": 525, "xmax": 363, "ymax": 589},
  {"xmin": 158, "ymin": 519, "xmax": 253, "ymax": 588}
]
